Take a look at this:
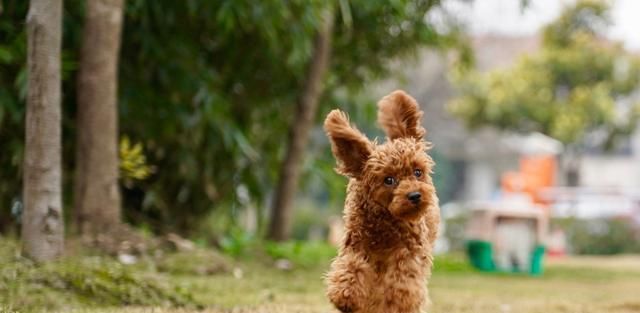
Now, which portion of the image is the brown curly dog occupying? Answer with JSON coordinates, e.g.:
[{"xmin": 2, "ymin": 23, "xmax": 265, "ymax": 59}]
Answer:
[{"xmin": 324, "ymin": 90, "xmax": 440, "ymax": 313}]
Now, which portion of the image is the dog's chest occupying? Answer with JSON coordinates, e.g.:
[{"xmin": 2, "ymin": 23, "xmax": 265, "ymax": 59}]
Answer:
[
  {"xmin": 364, "ymin": 222, "xmax": 431, "ymax": 275},
  {"xmin": 361, "ymin": 214, "xmax": 429, "ymax": 252}
]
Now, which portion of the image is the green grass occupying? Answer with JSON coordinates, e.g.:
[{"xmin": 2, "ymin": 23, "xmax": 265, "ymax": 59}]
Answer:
[
  {"xmin": 0, "ymin": 238, "xmax": 200, "ymax": 311},
  {"xmin": 2, "ymin": 237, "xmax": 640, "ymax": 313}
]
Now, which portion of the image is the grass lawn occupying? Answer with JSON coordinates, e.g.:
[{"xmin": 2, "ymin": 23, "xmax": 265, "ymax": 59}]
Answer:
[
  {"xmin": 69, "ymin": 255, "xmax": 640, "ymax": 313},
  {"xmin": 3, "ymin": 237, "xmax": 640, "ymax": 313}
]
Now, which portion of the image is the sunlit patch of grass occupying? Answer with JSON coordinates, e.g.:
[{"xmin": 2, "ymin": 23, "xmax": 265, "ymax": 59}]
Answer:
[
  {"xmin": 432, "ymin": 253, "xmax": 475, "ymax": 274},
  {"xmin": 430, "ymin": 254, "xmax": 640, "ymax": 313},
  {"xmin": 155, "ymin": 249, "xmax": 232, "ymax": 276},
  {"xmin": 182, "ymin": 260, "xmax": 331, "ymax": 309}
]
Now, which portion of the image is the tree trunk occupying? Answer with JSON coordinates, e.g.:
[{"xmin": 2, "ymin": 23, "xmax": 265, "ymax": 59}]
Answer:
[
  {"xmin": 268, "ymin": 8, "xmax": 334, "ymax": 241},
  {"xmin": 75, "ymin": 0, "xmax": 124, "ymax": 235},
  {"xmin": 22, "ymin": 0, "xmax": 64, "ymax": 262}
]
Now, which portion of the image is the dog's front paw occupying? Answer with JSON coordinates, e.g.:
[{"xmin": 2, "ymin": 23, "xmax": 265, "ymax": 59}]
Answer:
[
  {"xmin": 328, "ymin": 286, "xmax": 359, "ymax": 312},
  {"xmin": 336, "ymin": 303, "xmax": 354, "ymax": 313}
]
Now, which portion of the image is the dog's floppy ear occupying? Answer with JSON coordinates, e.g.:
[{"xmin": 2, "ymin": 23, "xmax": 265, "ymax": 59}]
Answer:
[
  {"xmin": 377, "ymin": 90, "xmax": 426, "ymax": 140},
  {"xmin": 324, "ymin": 109, "xmax": 373, "ymax": 178}
]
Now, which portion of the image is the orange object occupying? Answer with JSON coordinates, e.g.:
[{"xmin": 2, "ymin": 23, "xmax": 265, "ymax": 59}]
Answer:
[
  {"xmin": 501, "ymin": 155, "xmax": 556, "ymax": 204},
  {"xmin": 501, "ymin": 171, "xmax": 525, "ymax": 193}
]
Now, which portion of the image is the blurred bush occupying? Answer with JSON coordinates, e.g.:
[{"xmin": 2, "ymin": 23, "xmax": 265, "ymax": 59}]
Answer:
[
  {"xmin": 290, "ymin": 200, "xmax": 335, "ymax": 241},
  {"xmin": 217, "ymin": 226, "xmax": 337, "ymax": 268},
  {"xmin": 264, "ymin": 241, "xmax": 337, "ymax": 268},
  {"xmin": 218, "ymin": 228, "xmax": 260, "ymax": 258},
  {"xmin": 443, "ymin": 213, "xmax": 470, "ymax": 252},
  {"xmin": 554, "ymin": 217, "xmax": 640, "ymax": 255}
]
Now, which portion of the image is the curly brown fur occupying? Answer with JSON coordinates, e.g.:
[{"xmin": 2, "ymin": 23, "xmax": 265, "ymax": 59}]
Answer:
[
  {"xmin": 324, "ymin": 90, "xmax": 440, "ymax": 313},
  {"xmin": 377, "ymin": 90, "xmax": 426, "ymax": 140}
]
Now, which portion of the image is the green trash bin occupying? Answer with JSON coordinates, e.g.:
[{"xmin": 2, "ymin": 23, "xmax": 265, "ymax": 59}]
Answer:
[
  {"xmin": 467, "ymin": 240, "xmax": 495, "ymax": 271},
  {"xmin": 466, "ymin": 240, "xmax": 545, "ymax": 275},
  {"xmin": 530, "ymin": 245, "xmax": 546, "ymax": 276}
]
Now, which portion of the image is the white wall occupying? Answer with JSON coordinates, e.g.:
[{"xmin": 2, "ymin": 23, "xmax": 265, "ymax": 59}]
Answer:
[
  {"xmin": 580, "ymin": 130, "xmax": 640, "ymax": 189},
  {"xmin": 465, "ymin": 161, "xmax": 497, "ymax": 200}
]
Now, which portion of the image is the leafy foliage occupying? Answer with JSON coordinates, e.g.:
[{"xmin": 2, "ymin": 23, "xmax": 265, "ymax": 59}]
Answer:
[
  {"xmin": 449, "ymin": 0, "xmax": 640, "ymax": 147},
  {"xmin": 0, "ymin": 0, "xmax": 465, "ymax": 235},
  {"xmin": 119, "ymin": 137, "xmax": 153, "ymax": 186},
  {"xmin": 117, "ymin": 0, "xmax": 465, "ymax": 234},
  {"xmin": 0, "ymin": 1, "xmax": 28, "ymax": 233}
]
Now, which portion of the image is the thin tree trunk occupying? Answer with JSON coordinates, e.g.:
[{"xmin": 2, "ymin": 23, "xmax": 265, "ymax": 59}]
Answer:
[
  {"xmin": 75, "ymin": 0, "xmax": 124, "ymax": 235},
  {"xmin": 268, "ymin": 8, "xmax": 334, "ymax": 241},
  {"xmin": 22, "ymin": 0, "xmax": 64, "ymax": 262}
]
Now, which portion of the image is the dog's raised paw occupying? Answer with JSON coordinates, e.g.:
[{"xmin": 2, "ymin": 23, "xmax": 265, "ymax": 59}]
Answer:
[{"xmin": 328, "ymin": 288, "xmax": 358, "ymax": 313}]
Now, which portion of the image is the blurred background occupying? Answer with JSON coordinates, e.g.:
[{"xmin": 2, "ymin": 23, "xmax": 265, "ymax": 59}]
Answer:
[{"xmin": 2, "ymin": 0, "xmax": 640, "ymax": 312}]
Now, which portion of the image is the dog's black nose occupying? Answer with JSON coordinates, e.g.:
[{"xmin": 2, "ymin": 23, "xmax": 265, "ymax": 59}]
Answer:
[{"xmin": 407, "ymin": 192, "xmax": 421, "ymax": 204}]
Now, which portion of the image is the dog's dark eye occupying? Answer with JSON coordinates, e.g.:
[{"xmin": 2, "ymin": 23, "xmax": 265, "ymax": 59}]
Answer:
[
  {"xmin": 384, "ymin": 177, "xmax": 396, "ymax": 186},
  {"xmin": 414, "ymin": 169, "xmax": 423, "ymax": 178}
]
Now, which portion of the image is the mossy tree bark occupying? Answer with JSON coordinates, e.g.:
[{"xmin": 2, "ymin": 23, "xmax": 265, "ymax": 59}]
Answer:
[
  {"xmin": 74, "ymin": 0, "xmax": 125, "ymax": 235},
  {"xmin": 22, "ymin": 0, "xmax": 64, "ymax": 262}
]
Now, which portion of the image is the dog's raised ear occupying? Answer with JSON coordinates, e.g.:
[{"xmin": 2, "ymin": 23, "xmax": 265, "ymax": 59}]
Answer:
[
  {"xmin": 324, "ymin": 109, "xmax": 373, "ymax": 178},
  {"xmin": 377, "ymin": 90, "xmax": 426, "ymax": 141}
]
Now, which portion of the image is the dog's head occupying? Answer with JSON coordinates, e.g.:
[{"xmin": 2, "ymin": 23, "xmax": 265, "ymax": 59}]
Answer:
[{"xmin": 324, "ymin": 90, "xmax": 435, "ymax": 221}]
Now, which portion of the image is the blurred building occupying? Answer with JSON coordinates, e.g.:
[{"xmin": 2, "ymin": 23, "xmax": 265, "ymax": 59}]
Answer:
[
  {"xmin": 376, "ymin": 35, "xmax": 539, "ymax": 202},
  {"xmin": 377, "ymin": 35, "xmax": 640, "ymax": 217}
]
